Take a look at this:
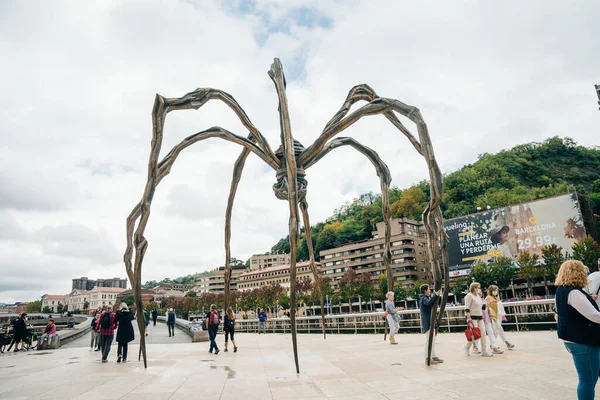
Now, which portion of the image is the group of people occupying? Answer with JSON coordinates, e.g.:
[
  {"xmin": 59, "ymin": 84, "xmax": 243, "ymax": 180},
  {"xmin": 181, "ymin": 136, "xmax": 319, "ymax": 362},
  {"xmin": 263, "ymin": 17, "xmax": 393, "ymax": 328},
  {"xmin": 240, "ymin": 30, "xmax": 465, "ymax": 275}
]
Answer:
[
  {"xmin": 205, "ymin": 305, "xmax": 237, "ymax": 355},
  {"xmin": 385, "ymin": 281, "xmax": 515, "ymax": 365},
  {"xmin": 90, "ymin": 303, "xmax": 135, "ymax": 363}
]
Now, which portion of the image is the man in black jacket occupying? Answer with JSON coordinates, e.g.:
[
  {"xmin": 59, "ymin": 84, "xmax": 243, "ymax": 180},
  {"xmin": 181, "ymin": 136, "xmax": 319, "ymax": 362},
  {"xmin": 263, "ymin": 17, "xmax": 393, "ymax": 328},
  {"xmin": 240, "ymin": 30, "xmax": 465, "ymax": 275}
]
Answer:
[
  {"xmin": 152, "ymin": 309, "xmax": 158, "ymax": 326},
  {"xmin": 419, "ymin": 285, "xmax": 442, "ymax": 365},
  {"xmin": 8, "ymin": 313, "xmax": 28, "ymax": 352}
]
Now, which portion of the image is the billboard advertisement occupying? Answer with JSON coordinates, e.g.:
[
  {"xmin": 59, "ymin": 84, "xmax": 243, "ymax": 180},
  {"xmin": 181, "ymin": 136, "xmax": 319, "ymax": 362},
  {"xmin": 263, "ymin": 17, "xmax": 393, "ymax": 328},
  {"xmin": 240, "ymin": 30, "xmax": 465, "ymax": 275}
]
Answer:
[{"xmin": 444, "ymin": 193, "xmax": 586, "ymax": 271}]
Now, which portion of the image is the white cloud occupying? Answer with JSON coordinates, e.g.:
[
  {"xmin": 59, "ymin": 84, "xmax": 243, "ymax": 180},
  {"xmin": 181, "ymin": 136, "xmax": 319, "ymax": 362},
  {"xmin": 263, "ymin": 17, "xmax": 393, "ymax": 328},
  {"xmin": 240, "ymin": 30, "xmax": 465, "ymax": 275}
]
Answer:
[{"xmin": 1, "ymin": 0, "xmax": 598, "ymax": 303}]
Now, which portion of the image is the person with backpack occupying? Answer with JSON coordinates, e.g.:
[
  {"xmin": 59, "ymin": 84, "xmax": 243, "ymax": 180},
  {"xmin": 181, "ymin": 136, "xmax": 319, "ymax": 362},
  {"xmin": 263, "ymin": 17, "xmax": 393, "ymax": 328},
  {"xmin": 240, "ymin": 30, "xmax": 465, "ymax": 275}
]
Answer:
[
  {"xmin": 166, "ymin": 308, "xmax": 176, "ymax": 337},
  {"xmin": 207, "ymin": 304, "xmax": 221, "ymax": 354},
  {"xmin": 152, "ymin": 309, "xmax": 158, "ymax": 326},
  {"xmin": 223, "ymin": 307, "xmax": 237, "ymax": 353},
  {"xmin": 258, "ymin": 309, "xmax": 267, "ymax": 334},
  {"xmin": 115, "ymin": 303, "xmax": 134, "ymax": 363},
  {"xmin": 95, "ymin": 305, "xmax": 107, "ymax": 352},
  {"xmin": 98, "ymin": 305, "xmax": 118, "ymax": 363}
]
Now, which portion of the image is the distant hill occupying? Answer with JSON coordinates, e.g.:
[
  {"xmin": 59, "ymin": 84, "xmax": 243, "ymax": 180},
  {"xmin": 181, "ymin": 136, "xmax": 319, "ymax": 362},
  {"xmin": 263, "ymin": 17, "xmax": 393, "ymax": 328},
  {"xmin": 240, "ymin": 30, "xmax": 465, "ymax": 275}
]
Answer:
[{"xmin": 269, "ymin": 137, "xmax": 600, "ymax": 260}]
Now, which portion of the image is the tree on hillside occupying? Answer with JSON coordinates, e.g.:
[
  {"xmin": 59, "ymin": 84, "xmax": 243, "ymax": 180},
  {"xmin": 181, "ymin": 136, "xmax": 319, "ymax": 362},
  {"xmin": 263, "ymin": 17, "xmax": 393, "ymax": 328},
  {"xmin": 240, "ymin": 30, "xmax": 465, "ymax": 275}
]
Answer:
[
  {"xmin": 315, "ymin": 226, "xmax": 338, "ymax": 255},
  {"xmin": 518, "ymin": 250, "xmax": 542, "ymax": 297},
  {"xmin": 25, "ymin": 300, "xmax": 42, "ymax": 313},
  {"xmin": 572, "ymin": 236, "xmax": 600, "ymax": 272},
  {"xmin": 391, "ymin": 186, "xmax": 427, "ymax": 220}
]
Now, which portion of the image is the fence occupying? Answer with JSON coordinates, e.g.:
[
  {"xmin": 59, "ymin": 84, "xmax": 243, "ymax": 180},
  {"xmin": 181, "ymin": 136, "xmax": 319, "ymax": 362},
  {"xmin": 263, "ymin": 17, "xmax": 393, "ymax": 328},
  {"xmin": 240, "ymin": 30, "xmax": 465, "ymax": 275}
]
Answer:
[{"xmin": 234, "ymin": 299, "xmax": 557, "ymax": 334}]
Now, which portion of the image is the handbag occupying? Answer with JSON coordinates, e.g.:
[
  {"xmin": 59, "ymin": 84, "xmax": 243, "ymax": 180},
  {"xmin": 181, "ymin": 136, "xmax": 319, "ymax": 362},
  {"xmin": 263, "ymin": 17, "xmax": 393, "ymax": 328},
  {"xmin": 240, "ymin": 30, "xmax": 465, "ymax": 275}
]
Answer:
[{"xmin": 464, "ymin": 321, "xmax": 481, "ymax": 342}]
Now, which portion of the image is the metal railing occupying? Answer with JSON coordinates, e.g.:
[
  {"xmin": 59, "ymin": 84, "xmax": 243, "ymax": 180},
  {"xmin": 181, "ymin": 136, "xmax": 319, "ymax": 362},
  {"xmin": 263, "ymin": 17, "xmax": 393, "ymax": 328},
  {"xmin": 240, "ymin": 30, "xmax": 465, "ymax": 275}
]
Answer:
[{"xmin": 234, "ymin": 299, "xmax": 557, "ymax": 334}]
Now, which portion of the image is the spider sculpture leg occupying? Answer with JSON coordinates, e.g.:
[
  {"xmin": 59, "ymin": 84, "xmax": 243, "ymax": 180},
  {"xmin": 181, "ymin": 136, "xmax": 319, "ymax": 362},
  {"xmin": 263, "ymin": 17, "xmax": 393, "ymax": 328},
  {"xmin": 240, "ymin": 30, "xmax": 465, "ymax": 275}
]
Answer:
[
  {"xmin": 301, "ymin": 88, "xmax": 447, "ymax": 365},
  {"xmin": 304, "ymin": 136, "xmax": 394, "ymax": 340},
  {"xmin": 224, "ymin": 146, "xmax": 252, "ymax": 311},
  {"xmin": 299, "ymin": 200, "xmax": 327, "ymax": 339},
  {"xmin": 125, "ymin": 89, "xmax": 276, "ymax": 368},
  {"xmin": 269, "ymin": 59, "xmax": 301, "ymax": 373}
]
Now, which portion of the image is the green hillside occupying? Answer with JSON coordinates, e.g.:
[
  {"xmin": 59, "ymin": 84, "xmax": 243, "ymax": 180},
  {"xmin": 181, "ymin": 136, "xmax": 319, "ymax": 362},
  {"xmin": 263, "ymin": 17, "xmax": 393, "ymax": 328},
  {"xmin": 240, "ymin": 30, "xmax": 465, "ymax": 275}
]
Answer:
[{"xmin": 270, "ymin": 137, "xmax": 600, "ymax": 260}]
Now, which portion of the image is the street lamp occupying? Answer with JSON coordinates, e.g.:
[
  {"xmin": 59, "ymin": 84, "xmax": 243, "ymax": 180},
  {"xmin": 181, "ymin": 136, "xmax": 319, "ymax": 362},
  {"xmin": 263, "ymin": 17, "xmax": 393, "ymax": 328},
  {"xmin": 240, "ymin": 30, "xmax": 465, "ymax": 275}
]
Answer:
[
  {"xmin": 326, "ymin": 295, "xmax": 329, "ymax": 315},
  {"xmin": 358, "ymin": 295, "xmax": 362, "ymax": 313},
  {"xmin": 510, "ymin": 279, "xmax": 516, "ymax": 299}
]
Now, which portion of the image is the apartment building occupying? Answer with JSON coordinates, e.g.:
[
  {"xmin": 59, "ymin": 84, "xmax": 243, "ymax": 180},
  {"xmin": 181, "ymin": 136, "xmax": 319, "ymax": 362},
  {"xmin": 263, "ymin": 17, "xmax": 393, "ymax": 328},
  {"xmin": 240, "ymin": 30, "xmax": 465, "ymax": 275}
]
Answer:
[
  {"xmin": 249, "ymin": 253, "xmax": 291, "ymax": 270},
  {"xmin": 88, "ymin": 287, "xmax": 127, "ymax": 310},
  {"xmin": 72, "ymin": 276, "xmax": 127, "ymax": 291},
  {"xmin": 41, "ymin": 294, "xmax": 67, "ymax": 313},
  {"xmin": 319, "ymin": 218, "xmax": 432, "ymax": 290},
  {"xmin": 194, "ymin": 265, "xmax": 247, "ymax": 293},
  {"xmin": 65, "ymin": 289, "xmax": 90, "ymax": 312},
  {"xmin": 237, "ymin": 261, "xmax": 317, "ymax": 291}
]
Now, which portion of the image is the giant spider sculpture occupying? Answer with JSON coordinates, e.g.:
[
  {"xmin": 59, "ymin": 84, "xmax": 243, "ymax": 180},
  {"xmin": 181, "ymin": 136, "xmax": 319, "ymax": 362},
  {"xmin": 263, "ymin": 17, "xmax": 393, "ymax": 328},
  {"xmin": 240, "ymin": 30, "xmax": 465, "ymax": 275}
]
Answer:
[{"xmin": 124, "ymin": 58, "xmax": 449, "ymax": 372}]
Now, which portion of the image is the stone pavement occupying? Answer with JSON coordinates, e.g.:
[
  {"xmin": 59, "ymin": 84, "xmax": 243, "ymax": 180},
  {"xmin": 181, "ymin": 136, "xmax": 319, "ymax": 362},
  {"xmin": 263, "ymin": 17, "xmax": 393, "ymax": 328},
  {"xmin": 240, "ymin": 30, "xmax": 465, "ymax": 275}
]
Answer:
[{"xmin": 0, "ymin": 330, "xmax": 596, "ymax": 399}]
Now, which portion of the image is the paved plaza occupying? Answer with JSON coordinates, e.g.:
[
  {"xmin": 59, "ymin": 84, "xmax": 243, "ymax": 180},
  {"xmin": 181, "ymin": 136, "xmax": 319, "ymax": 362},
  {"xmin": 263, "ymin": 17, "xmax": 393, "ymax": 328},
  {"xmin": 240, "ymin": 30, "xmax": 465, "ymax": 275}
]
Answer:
[{"xmin": 0, "ymin": 329, "xmax": 596, "ymax": 400}]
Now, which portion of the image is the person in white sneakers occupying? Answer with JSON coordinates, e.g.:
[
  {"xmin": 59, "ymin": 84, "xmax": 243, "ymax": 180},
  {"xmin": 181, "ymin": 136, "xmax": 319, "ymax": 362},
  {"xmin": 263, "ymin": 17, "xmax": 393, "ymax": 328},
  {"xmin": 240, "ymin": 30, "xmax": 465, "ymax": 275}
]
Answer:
[
  {"xmin": 464, "ymin": 282, "xmax": 493, "ymax": 357},
  {"xmin": 486, "ymin": 285, "xmax": 515, "ymax": 350},
  {"xmin": 480, "ymin": 290, "xmax": 503, "ymax": 354},
  {"xmin": 419, "ymin": 284, "xmax": 443, "ymax": 365},
  {"xmin": 385, "ymin": 291, "xmax": 400, "ymax": 345}
]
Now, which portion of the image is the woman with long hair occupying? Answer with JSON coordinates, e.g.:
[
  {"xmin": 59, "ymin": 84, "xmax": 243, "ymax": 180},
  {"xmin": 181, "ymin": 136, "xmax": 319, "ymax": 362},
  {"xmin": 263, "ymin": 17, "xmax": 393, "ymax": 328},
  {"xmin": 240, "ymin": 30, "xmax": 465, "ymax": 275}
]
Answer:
[
  {"xmin": 224, "ymin": 307, "xmax": 237, "ymax": 353},
  {"xmin": 555, "ymin": 260, "xmax": 600, "ymax": 399}
]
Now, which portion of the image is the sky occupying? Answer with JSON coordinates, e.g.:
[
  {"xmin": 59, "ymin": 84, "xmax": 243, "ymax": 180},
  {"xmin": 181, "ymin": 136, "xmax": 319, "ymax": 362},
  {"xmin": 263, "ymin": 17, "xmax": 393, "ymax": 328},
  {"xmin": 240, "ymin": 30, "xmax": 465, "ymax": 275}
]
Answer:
[{"xmin": 1, "ymin": 0, "xmax": 598, "ymax": 303}]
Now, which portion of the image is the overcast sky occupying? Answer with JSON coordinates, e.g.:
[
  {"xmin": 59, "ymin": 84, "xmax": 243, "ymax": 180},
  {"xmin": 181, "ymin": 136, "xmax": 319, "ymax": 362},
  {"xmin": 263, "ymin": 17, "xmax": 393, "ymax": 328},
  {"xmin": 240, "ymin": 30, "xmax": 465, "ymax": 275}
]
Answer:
[{"xmin": 1, "ymin": 0, "xmax": 598, "ymax": 303}]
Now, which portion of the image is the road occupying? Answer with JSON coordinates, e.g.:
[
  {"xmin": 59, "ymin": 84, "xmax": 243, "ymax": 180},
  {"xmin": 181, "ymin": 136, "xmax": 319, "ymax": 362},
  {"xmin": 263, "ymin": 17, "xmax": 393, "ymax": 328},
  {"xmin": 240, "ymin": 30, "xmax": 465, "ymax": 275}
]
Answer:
[{"xmin": 61, "ymin": 319, "xmax": 190, "ymax": 349}]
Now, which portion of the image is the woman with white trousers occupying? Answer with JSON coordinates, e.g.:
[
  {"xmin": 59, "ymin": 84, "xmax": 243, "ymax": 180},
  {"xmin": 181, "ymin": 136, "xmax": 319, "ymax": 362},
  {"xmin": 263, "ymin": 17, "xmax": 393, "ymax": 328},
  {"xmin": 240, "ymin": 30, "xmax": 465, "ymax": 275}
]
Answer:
[{"xmin": 464, "ymin": 282, "xmax": 493, "ymax": 357}]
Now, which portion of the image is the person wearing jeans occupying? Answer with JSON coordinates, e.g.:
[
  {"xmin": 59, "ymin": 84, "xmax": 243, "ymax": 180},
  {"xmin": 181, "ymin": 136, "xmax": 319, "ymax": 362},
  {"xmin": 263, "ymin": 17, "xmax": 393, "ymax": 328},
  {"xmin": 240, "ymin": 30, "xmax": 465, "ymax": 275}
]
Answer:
[
  {"xmin": 419, "ymin": 284, "xmax": 442, "ymax": 365},
  {"xmin": 207, "ymin": 304, "xmax": 221, "ymax": 355},
  {"xmin": 98, "ymin": 306, "xmax": 118, "ymax": 363},
  {"xmin": 555, "ymin": 260, "xmax": 600, "ymax": 400},
  {"xmin": 464, "ymin": 282, "xmax": 493, "ymax": 357},
  {"xmin": 258, "ymin": 309, "xmax": 267, "ymax": 334}
]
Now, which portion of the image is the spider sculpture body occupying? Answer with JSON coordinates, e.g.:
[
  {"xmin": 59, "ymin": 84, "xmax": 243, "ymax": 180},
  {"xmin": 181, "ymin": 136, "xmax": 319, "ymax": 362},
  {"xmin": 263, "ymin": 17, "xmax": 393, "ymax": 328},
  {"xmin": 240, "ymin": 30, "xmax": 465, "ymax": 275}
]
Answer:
[{"xmin": 124, "ymin": 59, "xmax": 449, "ymax": 372}]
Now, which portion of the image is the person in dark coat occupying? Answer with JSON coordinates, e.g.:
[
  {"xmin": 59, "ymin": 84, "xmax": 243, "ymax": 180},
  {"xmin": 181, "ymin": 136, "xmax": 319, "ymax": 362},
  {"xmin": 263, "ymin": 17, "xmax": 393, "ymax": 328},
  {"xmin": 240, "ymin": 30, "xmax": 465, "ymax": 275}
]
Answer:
[
  {"xmin": 115, "ymin": 303, "xmax": 134, "ymax": 363},
  {"xmin": 166, "ymin": 308, "xmax": 176, "ymax": 337},
  {"xmin": 419, "ymin": 284, "xmax": 442, "ymax": 365},
  {"xmin": 8, "ymin": 313, "xmax": 28, "ymax": 352},
  {"xmin": 151, "ymin": 309, "xmax": 158, "ymax": 326}
]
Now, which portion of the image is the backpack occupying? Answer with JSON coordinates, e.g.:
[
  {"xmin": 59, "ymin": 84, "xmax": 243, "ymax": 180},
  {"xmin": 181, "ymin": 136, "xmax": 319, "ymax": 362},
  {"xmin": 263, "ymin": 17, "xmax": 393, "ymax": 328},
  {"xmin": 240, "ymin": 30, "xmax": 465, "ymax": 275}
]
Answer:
[
  {"xmin": 100, "ymin": 312, "xmax": 111, "ymax": 329},
  {"xmin": 227, "ymin": 318, "xmax": 235, "ymax": 330},
  {"xmin": 210, "ymin": 311, "xmax": 219, "ymax": 326}
]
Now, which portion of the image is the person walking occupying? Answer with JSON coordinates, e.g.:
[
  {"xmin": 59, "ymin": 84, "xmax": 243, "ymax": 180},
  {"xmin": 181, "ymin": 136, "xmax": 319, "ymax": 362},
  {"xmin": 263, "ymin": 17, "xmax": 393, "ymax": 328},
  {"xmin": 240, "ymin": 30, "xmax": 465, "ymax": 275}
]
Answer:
[
  {"xmin": 555, "ymin": 260, "xmax": 600, "ymax": 400},
  {"xmin": 480, "ymin": 290, "xmax": 503, "ymax": 354},
  {"xmin": 419, "ymin": 284, "xmax": 443, "ymax": 364},
  {"xmin": 98, "ymin": 305, "xmax": 118, "ymax": 363},
  {"xmin": 143, "ymin": 309, "xmax": 150, "ymax": 337},
  {"xmin": 166, "ymin": 308, "xmax": 176, "ymax": 337},
  {"xmin": 223, "ymin": 307, "xmax": 237, "ymax": 353},
  {"xmin": 207, "ymin": 304, "xmax": 221, "ymax": 354},
  {"xmin": 90, "ymin": 311, "xmax": 99, "ymax": 351},
  {"xmin": 486, "ymin": 285, "xmax": 515, "ymax": 350},
  {"xmin": 152, "ymin": 309, "xmax": 158, "ymax": 326},
  {"xmin": 258, "ymin": 309, "xmax": 267, "ymax": 334},
  {"xmin": 464, "ymin": 282, "xmax": 493, "ymax": 357},
  {"xmin": 115, "ymin": 303, "xmax": 134, "ymax": 363},
  {"xmin": 95, "ymin": 305, "xmax": 107, "ymax": 352},
  {"xmin": 384, "ymin": 291, "xmax": 399, "ymax": 345}
]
